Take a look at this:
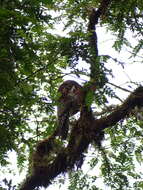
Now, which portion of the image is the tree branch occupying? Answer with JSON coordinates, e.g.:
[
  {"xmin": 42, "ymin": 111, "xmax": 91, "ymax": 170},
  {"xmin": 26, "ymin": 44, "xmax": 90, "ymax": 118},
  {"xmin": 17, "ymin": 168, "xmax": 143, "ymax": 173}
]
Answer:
[
  {"xmin": 19, "ymin": 86, "xmax": 143, "ymax": 190},
  {"xmin": 94, "ymin": 86, "xmax": 143, "ymax": 131},
  {"xmin": 108, "ymin": 82, "xmax": 132, "ymax": 93},
  {"xmin": 87, "ymin": 0, "xmax": 112, "ymax": 85}
]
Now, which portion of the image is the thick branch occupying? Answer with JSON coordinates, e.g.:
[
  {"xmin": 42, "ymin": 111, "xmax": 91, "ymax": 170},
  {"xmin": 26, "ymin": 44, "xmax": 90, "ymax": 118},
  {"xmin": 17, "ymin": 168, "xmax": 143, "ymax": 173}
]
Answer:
[
  {"xmin": 94, "ymin": 86, "xmax": 143, "ymax": 132},
  {"xmin": 87, "ymin": 0, "xmax": 111, "ymax": 83},
  {"xmin": 88, "ymin": 0, "xmax": 112, "ymax": 31},
  {"xmin": 19, "ymin": 86, "xmax": 143, "ymax": 190}
]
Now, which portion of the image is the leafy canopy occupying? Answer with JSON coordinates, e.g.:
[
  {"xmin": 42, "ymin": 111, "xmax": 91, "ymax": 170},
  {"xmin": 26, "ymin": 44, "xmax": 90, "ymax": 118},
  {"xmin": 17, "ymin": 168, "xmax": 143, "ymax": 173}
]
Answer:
[{"xmin": 0, "ymin": 0, "xmax": 143, "ymax": 190}]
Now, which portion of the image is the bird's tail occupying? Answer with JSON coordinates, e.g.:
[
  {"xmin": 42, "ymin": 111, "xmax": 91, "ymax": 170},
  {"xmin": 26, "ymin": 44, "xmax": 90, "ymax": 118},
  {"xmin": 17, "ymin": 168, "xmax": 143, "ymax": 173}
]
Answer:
[{"xmin": 57, "ymin": 113, "xmax": 69, "ymax": 140}]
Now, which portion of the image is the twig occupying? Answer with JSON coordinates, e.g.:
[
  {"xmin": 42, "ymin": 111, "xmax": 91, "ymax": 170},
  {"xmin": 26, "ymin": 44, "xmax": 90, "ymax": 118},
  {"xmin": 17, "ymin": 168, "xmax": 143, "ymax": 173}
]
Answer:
[{"xmin": 108, "ymin": 82, "xmax": 132, "ymax": 93}]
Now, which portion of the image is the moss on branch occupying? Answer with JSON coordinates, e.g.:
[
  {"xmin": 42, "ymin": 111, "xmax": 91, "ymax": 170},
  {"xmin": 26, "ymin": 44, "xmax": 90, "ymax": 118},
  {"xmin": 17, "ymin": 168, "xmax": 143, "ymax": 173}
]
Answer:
[{"xmin": 20, "ymin": 86, "xmax": 143, "ymax": 190}]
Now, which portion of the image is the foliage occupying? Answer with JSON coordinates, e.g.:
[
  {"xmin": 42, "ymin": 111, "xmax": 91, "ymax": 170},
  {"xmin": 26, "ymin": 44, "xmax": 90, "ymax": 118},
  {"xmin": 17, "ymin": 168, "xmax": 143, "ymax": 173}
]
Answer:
[{"xmin": 0, "ymin": 0, "xmax": 143, "ymax": 190}]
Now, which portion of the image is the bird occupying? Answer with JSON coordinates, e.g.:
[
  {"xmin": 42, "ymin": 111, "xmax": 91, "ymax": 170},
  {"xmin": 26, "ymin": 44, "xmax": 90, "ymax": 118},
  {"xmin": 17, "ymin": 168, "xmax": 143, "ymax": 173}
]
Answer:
[{"xmin": 57, "ymin": 80, "xmax": 83, "ymax": 140}]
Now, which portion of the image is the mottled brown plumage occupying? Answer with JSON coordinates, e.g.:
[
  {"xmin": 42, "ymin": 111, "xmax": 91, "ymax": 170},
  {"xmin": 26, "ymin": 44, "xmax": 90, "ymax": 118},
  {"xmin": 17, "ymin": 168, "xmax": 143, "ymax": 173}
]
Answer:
[{"xmin": 57, "ymin": 80, "xmax": 83, "ymax": 140}]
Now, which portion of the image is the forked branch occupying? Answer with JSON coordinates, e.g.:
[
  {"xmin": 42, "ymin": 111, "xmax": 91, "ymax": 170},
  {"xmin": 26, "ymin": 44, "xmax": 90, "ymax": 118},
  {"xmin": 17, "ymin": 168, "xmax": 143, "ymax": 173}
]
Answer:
[{"xmin": 20, "ymin": 86, "xmax": 143, "ymax": 190}]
